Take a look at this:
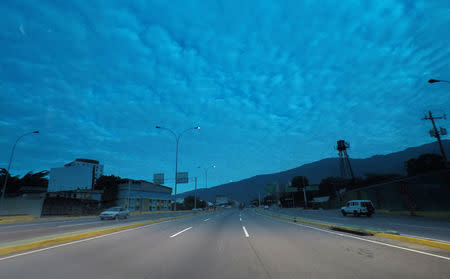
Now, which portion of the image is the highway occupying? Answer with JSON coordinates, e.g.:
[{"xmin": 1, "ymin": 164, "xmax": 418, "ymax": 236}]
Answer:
[{"xmin": 0, "ymin": 209, "xmax": 449, "ymax": 279}]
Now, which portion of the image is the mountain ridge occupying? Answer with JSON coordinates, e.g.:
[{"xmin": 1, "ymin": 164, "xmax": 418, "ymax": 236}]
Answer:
[{"xmin": 178, "ymin": 140, "xmax": 450, "ymax": 203}]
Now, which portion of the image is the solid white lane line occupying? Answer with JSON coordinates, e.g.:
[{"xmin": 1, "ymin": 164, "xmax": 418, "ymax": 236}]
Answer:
[
  {"xmin": 0, "ymin": 219, "xmax": 175, "ymax": 262},
  {"xmin": 242, "ymin": 226, "xmax": 249, "ymax": 237},
  {"xmin": 203, "ymin": 218, "xmax": 210, "ymax": 221},
  {"xmin": 170, "ymin": 227, "xmax": 192, "ymax": 238},
  {"xmin": 257, "ymin": 211, "xmax": 450, "ymax": 261}
]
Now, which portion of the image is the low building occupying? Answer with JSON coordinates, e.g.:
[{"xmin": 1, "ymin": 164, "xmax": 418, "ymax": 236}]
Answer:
[
  {"xmin": 118, "ymin": 179, "xmax": 172, "ymax": 211},
  {"xmin": 215, "ymin": 195, "xmax": 228, "ymax": 206},
  {"xmin": 48, "ymin": 159, "xmax": 104, "ymax": 192}
]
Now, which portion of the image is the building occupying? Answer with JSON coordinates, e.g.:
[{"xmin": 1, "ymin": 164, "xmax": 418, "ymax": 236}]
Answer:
[
  {"xmin": 215, "ymin": 195, "xmax": 228, "ymax": 206},
  {"xmin": 48, "ymin": 158, "xmax": 104, "ymax": 192},
  {"xmin": 118, "ymin": 179, "xmax": 172, "ymax": 211},
  {"xmin": 64, "ymin": 159, "xmax": 104, "ymax": 181}
]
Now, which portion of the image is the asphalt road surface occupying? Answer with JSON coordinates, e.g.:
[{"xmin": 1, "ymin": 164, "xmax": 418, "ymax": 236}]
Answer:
[
  {"xmin": 1, "ymin": 209, "xmax": 449, "ymax": 279},
  {"xmin": 0, "ymin": 212, "xmax": 188, "ymax": 244},
  {"xmin": 275, "ymin": 208, "xmax": 450, "ymax": 242}
]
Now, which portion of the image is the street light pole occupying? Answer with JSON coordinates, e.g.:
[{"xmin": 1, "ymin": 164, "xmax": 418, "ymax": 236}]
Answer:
[
  {"xmin": 429, "ymin": 79, "xmax": 450, "ymax": 84},
  {"xmin": 0, "ymin": 131, "xmax": 39, "ymax": 208},
  {"xmin": 156, "ymin": 126, "xmax": 200, "ymax": 211},
  {"xmin": 198, "ymin": 164, "xmax": 216, "ymax": 189},
  {"xmin": 194, "ymin": 177, "xmax": 197, "ymax": 210}
]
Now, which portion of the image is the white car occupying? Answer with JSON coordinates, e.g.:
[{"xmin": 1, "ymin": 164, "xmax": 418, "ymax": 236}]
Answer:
[
  {"xmin": 100, "ymin": 207, "xmax": 129, "ymax": 220},
  {"xmin": 341, "ymin": 200, "xmax": 375, "ymax": 217}
]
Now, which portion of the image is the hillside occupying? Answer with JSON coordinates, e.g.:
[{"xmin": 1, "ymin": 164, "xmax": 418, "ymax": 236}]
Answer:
[{"xmin": 178, "ymin": 140, "xmax": 450, "ymax": 203}]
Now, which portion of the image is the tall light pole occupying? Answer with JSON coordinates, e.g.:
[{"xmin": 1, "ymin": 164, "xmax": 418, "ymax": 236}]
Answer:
[
  {"xmin": 0, "ymin": 131, "xmax": 39, "ymax": 208},
  {"xmin": 197, "ymin": 164, "xmax": 216, "ymax": 189},
  {"xmin": 156, "ymin": 125, "xmax": 200, "ymax": 211}
]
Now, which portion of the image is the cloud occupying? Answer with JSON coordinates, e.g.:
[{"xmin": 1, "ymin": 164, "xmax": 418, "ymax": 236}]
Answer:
[{"xmin": 1, "ymin": 0, "xmax": 450, "ymax": 193}]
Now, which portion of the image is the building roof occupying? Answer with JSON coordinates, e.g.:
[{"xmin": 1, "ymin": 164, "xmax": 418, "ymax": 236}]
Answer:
[
  {"xmin": 121, "ymin": 178, "xmax": 172, "ymax": 191},
  {"xmin": 64, "ymin": 158, "xmax": 100, "ymax": 167},
  {"xmin": 75, "ymin": 158, "xmax": 100, "ymax": 164}
]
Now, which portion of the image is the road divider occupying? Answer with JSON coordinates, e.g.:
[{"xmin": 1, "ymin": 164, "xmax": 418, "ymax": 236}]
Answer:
[
  {"xmin": 0, "ymin": 213, "xmax": 200, "ymax": 257},
  {"xmin": 257, "ymin": 209, "xmax": 450, "ymax": 251}
]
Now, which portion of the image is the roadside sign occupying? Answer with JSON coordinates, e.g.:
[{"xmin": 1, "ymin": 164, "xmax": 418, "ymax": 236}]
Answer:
[
  {"xmin": 265, "ymin": 184, "xmax": 276, "ymax": 194},
  {"xmin": 153, "ymin": 173, "xmax": 164, "ymax": 185},
  {"xmin": 176, "ymin": 172, "xmax": 189, "ymax": 184},
  {"xmin": 286, "ymin": 187, "xmax": 298, "ymax": 193},
  {"xmin": 305, "ymin": 185, "xmax": 319, "ymax": 191}
]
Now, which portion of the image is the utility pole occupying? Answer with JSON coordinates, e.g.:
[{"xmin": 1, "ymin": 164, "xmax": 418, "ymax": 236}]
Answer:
[
  {"xmin": 194, "ymin": 177, "xmax": 197, "ymax": 210},
  {"xmin": 423, "ymin": 110, "xmax": 448, "ymax": 163},
  {"xmin": 302, "ymin": 177, "xmax": 308, "ymax": 209},
  {"xmin": 292, "ymin": 191, "xmax": 295, "ymax": 208},
  {"xmin": 301, "ymin": 177, "xmax": 308, "ymax": 209},
  {"xmin": 258, "ymin": 193, "xmax": 261, "ymax": 207}
]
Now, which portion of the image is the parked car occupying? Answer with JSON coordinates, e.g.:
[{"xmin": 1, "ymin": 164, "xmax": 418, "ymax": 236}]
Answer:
[
  {"xmin": 99, "ymin": 207, "xmax": 129, "ymax": 220},
  {"xmin": 341, "ymin": 200, "xmax": 375, "ymax": 217}
]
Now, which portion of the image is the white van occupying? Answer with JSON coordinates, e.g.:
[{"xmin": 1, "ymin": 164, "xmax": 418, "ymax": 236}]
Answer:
[{"xmin": 341, "ymin": 200, "xmax": 375, "ymax": 217}]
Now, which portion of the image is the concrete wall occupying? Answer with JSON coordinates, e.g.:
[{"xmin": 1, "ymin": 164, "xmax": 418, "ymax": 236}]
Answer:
[
  {"xmin": 0, "ymin": 196, "xmax": 45, "ymax": 217},
  {"xmin": 338, "ymin": 170, "xmax": 450, "ymax": 212}
]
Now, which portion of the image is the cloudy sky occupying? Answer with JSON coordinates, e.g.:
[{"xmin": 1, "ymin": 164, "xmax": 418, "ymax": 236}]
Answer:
[{"xmin": 1, "ymin": 0, "xmax": 449, "ymax": 193}]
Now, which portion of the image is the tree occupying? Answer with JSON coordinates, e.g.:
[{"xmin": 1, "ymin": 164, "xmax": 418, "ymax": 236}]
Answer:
[
  {"xmin": 291, "ymin": 176, "xmax": 309, "ymax": 188},
  {"xmin": 97, "ymin": 175, "xmax": 122, "ymax": 207},
  {"xmin": 318, "ymin": 177, "xmax": 350, "ymax": 197},
  {"xmin": 361, "ymin": 173, "xmax": 402, "ymax": 186},
  {"xmin": 0, "ymin": 169, "xmax": 48, "ymax": 196},
  {"xmin": 20, "ymin": 171, "xmax": 49, "ymax": 188},
  {"xmin": 406, "ymin": 153, "xmax": 446, "ymax": 176},
  {"xmin": 183, "ymin": 195, "xmax": 206, "ymax": 210}
]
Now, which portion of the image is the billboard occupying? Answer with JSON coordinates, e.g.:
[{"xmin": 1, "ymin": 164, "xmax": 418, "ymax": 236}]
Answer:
[
  {"xmin": 153, "ymin": 173, "xmax": 164, "ymax": 185},
  {"xmin": 48, "ymin": 165, "xmax": 94, "ymax": 192},
  {"xmin": 176, "ymin": 172, "xmax": 189, "ymax": 184}
]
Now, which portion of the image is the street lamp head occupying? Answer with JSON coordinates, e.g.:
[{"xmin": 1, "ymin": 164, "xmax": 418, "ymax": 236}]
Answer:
[
  {"xmin": 428, "ymin": 79, "xmax": 440, "ymax": 83},
  {"xmin": 194, "ymin": 126, "xmax": 201, "ymax": 130},
  {"xmin": 212, "ymin": 165, "xmax": 216, "ymax": 168},
  {"xmin": 155, "ymin": 126, "xmax": 161, "ymax": 129},
  {"xmin": 33, "ymin": 131, "xmax": 39, "ymax": 134}
]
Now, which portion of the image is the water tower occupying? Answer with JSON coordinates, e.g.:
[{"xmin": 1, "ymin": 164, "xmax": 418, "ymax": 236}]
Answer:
[{"xmin": 336, "ymin": 140, "xmax": 354, "ymax": 180}]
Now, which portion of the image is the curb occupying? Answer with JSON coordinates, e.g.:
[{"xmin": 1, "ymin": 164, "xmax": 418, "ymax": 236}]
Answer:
[
  {"xmin": 373, "ymin": 232, "xmax": 450, "ymax": 250},
  {"xmin": 0, "ymin": 213, "xmax": 198, "ymax": 257},
  {"xmin": 0, "ymin": 215, "xmax": 36, "ymax": 224},
  {"xmin": 257, "ymin": 209, "xmax": 450, "ymax": 251}
]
